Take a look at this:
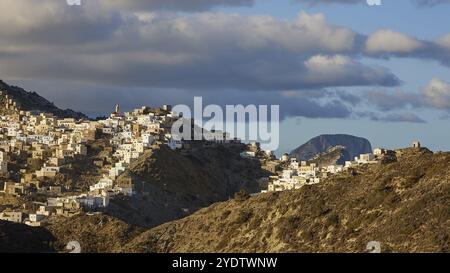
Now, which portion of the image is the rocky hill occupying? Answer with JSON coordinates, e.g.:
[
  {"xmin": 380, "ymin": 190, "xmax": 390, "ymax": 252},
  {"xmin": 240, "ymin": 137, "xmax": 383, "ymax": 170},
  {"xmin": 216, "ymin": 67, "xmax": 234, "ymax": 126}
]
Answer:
[
  {"xmin": 123, "ymin": 148, "xmax": 450, "ymax": 253},
  {"xmin": 47, "ymin": 214, "xmax": 143, "ymax": 253},
  {"xmin": 0, "ymin": 79, "xmax": 87, "ymax": 119},
  {"xmin": 0, "ymin": 214, "xmax": 141, "ymax": 253},
  {"xmin": 105, "ymin": 144, "xmax": 266, "ymax": 228},
  {"xmin": 290, "ymin": 134, "xmax": 372, "ymax": 161},
  {"xmin": 308, "ymin": 145, "xmax": 351, "ymax": 167},
  {"xmin": 0, "ymin": 220, "xmax": 56, "ymax": 253},
  {"xmin": 2, "ymin": 147, "xmax": 448, "ymax": 253}
]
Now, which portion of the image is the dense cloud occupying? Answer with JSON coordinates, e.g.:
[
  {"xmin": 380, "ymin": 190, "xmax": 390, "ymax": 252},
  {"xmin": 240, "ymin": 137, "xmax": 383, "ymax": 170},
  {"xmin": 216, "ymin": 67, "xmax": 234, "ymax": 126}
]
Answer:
[
  {"xmin": 98, "ymin": 0, "xmax": 255, "ymax": 11},
  {"xmin": 0, "ymin": 4, "xmax": 402, "ymax": 90},
  {"xmin": 0, "ymin": 0, "xmax": 448, "ymax": 122},
  {"xmin": 11, "ymin": 80, "xmax": 353, "ymax": 120}
]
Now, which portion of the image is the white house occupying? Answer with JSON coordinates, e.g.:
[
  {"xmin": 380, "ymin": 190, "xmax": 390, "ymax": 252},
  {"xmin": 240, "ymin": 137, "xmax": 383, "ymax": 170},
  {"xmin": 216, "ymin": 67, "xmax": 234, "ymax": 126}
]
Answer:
[
  {"xmin": 109, "ymin": 162, "xmax": 127, "ymax": 179},
  {"xmin": 77, "ymin": 195, "xmax": 109, "ymax": 209},
  {"xmin": 90, "ymin": 177, "xmax": 114, "ymax": 192},
  {"xmin": 327, "ymin": 165, "xmax": 344, "ymax": 174},
  {"xmin": 373, "ymin": 148, "xmax": 384, "ymax": 155},
  {"xmin": 280, "ymin": 153, "xmax": 289, "ymax": 162},
  {"xmin": 29, "ymin": 214, "xmax": 45, "ymax": 223},
  {"xmin": 356, "ymin": 153, "xmax": 376, "ymax": 164},
  {"xmin": 240, "ymin": 151, "xmax": 256, "ymax": 158},
  {"xmin": 0, "ymin": 211, "xmax": 23, "ymax": 223},
  {"xmin": 142, "ymin": 134, "xmax": 155, "ymax": 147},
  {"xmin": 290, "ymin": 158, "xmax": 299, "ymax": 170}
]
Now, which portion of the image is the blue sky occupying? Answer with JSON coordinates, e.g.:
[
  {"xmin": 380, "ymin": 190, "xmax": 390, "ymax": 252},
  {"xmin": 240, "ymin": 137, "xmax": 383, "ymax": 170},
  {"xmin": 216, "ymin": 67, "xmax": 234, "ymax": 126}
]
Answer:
[
  {"xmin": 219, "ymin": 0, "xmax": 450, "ymax": 152},
  {"xmin": 1, "ymin": 0, "xmax": 449, "ymax": 154}
]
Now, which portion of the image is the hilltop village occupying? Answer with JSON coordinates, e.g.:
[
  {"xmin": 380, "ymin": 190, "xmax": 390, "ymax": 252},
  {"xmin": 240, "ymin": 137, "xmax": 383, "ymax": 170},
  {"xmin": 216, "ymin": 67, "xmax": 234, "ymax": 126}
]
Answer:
[{"xmin": 0, "ymin": 91, "xmax": 238, "ymax": 227}]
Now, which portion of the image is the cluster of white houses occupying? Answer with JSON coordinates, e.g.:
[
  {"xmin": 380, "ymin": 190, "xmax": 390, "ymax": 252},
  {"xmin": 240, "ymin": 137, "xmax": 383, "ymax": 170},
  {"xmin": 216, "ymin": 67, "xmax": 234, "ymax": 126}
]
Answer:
[
  {"xmin": 262, "ymin": 148, "xmax": 394, "ymax": 193},
  {"xmin": 0, "ymin": 103, "xmax": 166, "ymax": 225},
  {"xmin": 0, "ymin": 93, "xmax": 239, "ymax": 226}
]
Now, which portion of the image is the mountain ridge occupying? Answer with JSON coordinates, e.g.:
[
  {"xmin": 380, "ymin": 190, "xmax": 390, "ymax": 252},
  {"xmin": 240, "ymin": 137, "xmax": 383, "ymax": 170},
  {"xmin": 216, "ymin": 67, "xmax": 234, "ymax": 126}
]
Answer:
[
  {"xmin": 122, "ymin": 147, "xmax": 450, "ymax": 253},
  {"xmin": 0, "ymin": 79, "xmax": 87, "ymax": 119}
]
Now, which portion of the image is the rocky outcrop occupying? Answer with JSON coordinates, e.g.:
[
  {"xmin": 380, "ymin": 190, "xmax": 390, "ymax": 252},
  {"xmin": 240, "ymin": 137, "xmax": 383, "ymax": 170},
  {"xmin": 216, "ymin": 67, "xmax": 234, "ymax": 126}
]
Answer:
[
  {"xmin": 308, "ymin": 145, "xmax": 351, "ymax": 167},
  {"xmin": 105, "ymin": 144, "xmax": 266, "ymax": 228}
]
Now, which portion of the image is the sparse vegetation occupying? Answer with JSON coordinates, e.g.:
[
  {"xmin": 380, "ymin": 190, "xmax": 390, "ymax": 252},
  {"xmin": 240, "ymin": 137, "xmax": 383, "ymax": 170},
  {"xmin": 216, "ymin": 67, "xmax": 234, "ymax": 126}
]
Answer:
[{"xmin": 123, "ymin": 148, "xmax": 450, "ymax": 253}]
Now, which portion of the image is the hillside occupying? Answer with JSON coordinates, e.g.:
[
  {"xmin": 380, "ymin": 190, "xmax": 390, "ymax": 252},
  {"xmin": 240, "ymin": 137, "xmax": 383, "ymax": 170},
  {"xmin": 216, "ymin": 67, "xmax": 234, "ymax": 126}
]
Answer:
[
  {"xmin": 123, "ymin": 148, "xmax": 450, "ymax": 253},
  {"xmin": 0, "ymin": 220, "xmax": 56, "ymax": 253},
  {"xmin": 0, "ymin": 79, "xmax": 87, "ymax": 119},
  {"xmin": 47, "ymin": 214, "xmax": 143, "ymax": 253},
  {"xmin": 1, "ymin": 214, "xmax": 141, "ymax": 253},
  {"xmin": 105, "ymin": 144, "xmax": 267, "ymax": 228},
  {"xmin": 290, "ymin": 134, "xmax": 372, "ymax": 161}
]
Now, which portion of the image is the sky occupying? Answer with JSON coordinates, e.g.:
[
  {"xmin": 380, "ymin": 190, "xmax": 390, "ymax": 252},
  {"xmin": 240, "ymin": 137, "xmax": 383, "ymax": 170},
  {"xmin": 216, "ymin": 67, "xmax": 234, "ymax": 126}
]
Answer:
[{"xmin": 0, "ymin": 0, "xmax": 449, "ymax": 154}]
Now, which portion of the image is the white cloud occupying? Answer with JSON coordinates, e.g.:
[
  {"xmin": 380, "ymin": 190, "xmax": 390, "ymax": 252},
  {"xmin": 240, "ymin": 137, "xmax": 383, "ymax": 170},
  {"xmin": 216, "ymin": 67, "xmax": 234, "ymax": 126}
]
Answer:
[
  {"xmin": 303, "ymin": 54, "xmax": 398, "ymax": 87},
  {"xmin": 365, "ymin": 30, "xmax": 424, "ymax": 54},
  {"xmin": 422, "ymin": 78, "xmax": 450, "ymax": 110}
]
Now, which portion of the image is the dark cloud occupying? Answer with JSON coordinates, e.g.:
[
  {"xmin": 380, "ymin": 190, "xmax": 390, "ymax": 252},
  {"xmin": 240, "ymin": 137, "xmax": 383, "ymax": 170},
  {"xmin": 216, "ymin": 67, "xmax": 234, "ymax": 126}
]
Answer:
[
  {"xmin": 0, "ymin": 5, "xmax": 401, "ymax": 91},
  {"xmin": 99, "ymin": 0, "xmax": 255, "ymax": 11},
  {"xmin": 0, "ymin": 0, "xmax": 448, "ymax": 122},
  {"xmin": 335, "ymin": 91, "xmax": 363, "ymax": 106},
  {"xmin": 9, "ymin": 79, "xmax": 352, "ymax": 120}
]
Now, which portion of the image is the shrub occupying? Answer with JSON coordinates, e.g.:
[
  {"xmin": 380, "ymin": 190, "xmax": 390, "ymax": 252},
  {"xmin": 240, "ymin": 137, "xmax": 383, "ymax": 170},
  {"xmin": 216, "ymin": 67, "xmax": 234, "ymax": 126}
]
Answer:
[
  {"xmin": 277, "ymin": 216, "xmax": 302, "ymax": 243},
  {"xmin": 326, "ymin": 213, "xmax": 339, "ymax": 226},
  {"xmin": 233, "ymin": 210, "xmax": 253, "ymax": 224},
  {"xmin": 234, "ymin": 189, "xmax": 250, "ymax": 202},
  {"xmin": 221, "ymin": 210, "xmax": 232, "ymax": 220},
  {"xmin": 310, "ymin": 200, "xmax": 330, "ymax": 217}
]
